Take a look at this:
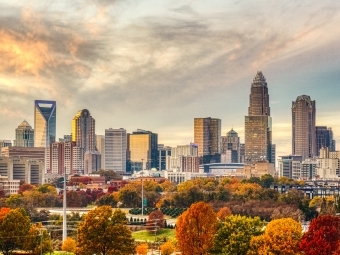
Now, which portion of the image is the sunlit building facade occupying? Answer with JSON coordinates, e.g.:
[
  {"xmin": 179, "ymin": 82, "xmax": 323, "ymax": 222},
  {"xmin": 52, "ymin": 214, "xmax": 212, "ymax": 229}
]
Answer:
[
  {"xmin": 245, "ymin": 72, "xmax": 272, "ymax": 163},
  {"xmin": 292, "ymin": 95, "xmax": 316, "ymax": 160},
  {"xmin": 14, "ymin": 120, "xmax": 34, "ymax": 147},
  {"xmin": 127, "ymin": 129, "xmax": 158, "ymax": 172},
  {"xmin": 34, "ymin": 100, "xmax": 56, "ymax": 147},
  {"xmin": 72, "ymin": 109, "xmax": 96, "ymax": 152}
]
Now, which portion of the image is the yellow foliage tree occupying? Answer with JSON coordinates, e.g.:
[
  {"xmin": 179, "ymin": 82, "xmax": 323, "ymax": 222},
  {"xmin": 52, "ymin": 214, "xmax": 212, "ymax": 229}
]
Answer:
[
  {"xmin": 62, "ymin": 237, "xmax": 76, "ymax": 253},
  {"xmin": 136, "ymin": 243, "xmax": 148, "ymax": 255},
  {"xmin": 176, "ymin": 201, "xmax": 218, "ymax": 255},
  {"xmin": 248, "ymin": 218, "xmax": 302, "ymax": 255},
  {"xmin": 160, "ymin": 241, "xmax": 176, "ymax": 255}
]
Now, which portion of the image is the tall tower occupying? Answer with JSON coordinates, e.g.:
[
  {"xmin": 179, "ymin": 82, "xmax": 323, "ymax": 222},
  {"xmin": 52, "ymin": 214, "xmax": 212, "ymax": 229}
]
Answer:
[
  {"xmin": 194, "ymin": 118, "xmax": 221, "ymax": 155},
  {"xmin": 245, "ymin": 71, "xmax": 272, "ymax": 163},
  {"xmin": 14, "ymin": 120, "xmax": 34, "ymax": 147},
  {"xmin": 72, "ymin": 109, "xmax": 96, "ymax": 152},
  {"xmin": 34, "ymin": 100, "xmax": 56, "ymax": 147},
  {"xmin": 105, "ymin": 128, "xmax": 127, "ymax": 172},
  {"xmin": 221, "ymin": 128, "xmax": 240, "ymax": 163},
  {"xmin": 292, "ymin": 95, "xmax": 316, "ymax": 160}
]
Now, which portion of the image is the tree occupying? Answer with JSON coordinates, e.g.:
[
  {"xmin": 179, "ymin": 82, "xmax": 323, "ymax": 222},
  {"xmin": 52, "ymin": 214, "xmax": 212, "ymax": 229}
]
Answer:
[
  {"xmin": 76, "ymin": 206, "xmax": 135, "ymax": 255},
  {"xmin": 260, "ymin": 174, "xmax": 274, "ymax": 188},
  {"xmin": 18, "ymin": 183, "xmax": 36, "ymax": 194},
  {"xmin": 23, "ymin": 223, "xmax": 53, "ymax": 255},
  {"xmin": 62, "ymin": 237, "xmax": 76, "ymax": 254},
  {"xmin": 211, "ymin": 215, "xmax": 264, "ymax": 255},
  {"xmin": 96, "ymin": 194, "xmax": 117, "ymax": 207},
  {"xmin": 176, "ymin": 202, "xmax": 218, "ymax": 255},
  {"xmin": 0, "ymin": 208, "xmax": 31, "ymax": 255},
  {"xmin": 160, "ymin": 241, "xmax": 176, "ymax": 255},
  {"xmin": 145, "ymin": 209, "xmax": 165, "ymax": 233},
  {"xmin": 216, "ymin": 207, "xmax": 232, "ymax": 221},
  {"xmin": 299, "ymin": 214, "xmax": 340, "ymax": 255},
  {"xmin": 248, "ymin": 218, "xmax": 302, "ymax": 255},
  {"xmin": 98, "ymin": 169, "xmax": 122, "ymax": 182},
  {"xmin": 136, "ymin": 243, "xmax": 148, "ymax": 255}
]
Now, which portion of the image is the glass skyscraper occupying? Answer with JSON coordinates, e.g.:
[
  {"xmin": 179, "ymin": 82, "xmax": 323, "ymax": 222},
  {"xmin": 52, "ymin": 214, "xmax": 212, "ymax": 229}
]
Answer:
[
  {"xmin": 34, "ymin": 100, "xmax": 56, "ymax": 147},
  {"xmin": 292, "ymin": 95, "xmax": 316, "ymax": 160},
  {"xmin": 14, "ymin": 120, "xmax": 34, "ymax": 147},
  {"xmin": 72, "ymin": 109, "xmax": 96, "ymax": 152},
  {"xmin": 245, "ymin": 71, "xmax": 272, "ymax": 163}
]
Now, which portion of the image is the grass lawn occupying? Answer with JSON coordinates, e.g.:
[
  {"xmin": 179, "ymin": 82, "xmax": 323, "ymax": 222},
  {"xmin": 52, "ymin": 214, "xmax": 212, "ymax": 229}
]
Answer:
[{"xmin": 132, "ymin": 229, "xmax": 175, "ymax": 242}]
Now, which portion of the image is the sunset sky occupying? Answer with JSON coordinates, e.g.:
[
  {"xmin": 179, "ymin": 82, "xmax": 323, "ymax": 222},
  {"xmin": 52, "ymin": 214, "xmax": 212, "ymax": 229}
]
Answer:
[{"xmin": 0, "ymin": 0, "xmax": 339, "ymax": 158}]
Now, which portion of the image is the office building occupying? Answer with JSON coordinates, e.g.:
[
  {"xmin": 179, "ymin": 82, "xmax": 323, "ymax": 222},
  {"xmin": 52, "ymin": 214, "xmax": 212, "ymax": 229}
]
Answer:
[
  {"xmin": 105, "ymin": 128, "xmax": 127, "ymax": 172},
  {"xmin": 239, "ymin": 143, "xmax": 245, "ymax": 163},
  {"xmin": 59, "ymin": 135, "xmax": 72, "ymax": 143},
  {"xmin": 127, "ymin": 129, "xmax": 158, "ymax": 171},
  {"xmin": 0, "ymin": 156, "xmax": 44, "ymax": 185},
  {"xmin": 278, "ymin": 155, "xmax": 303, "ymax": 179},
  {"xmin": 84, "ymin": 151, "xmax": 101, "ymax": 174},
  {"xmin": 169, "ymin": 144, "xmax": 198, "ymax": 171},
  {"xmin": 72, "ymin": 109, "xmax": 96, "ymax": 152},
  {"xmin": 34, "ymin": 100, "xmax": 56, "ymax": 147},
  {"xmin": 158, "ymin": 144, "xmax": 171, "ymax": 170},
  {"xmin": 194, "ymin": 117, "xmax": 221, "ymax": 163},
  {"xmin": 245, "ymin": 71, "xmax": 272, "ymax": 164},
  {"xmin": 292, "ymin": 95, "xmax": 316, "ymax": 160},
  {"xmin": 0, "ymin": 176, "xmax": 20, "ymax": 195},
  {"xmin": 1, "ymin": 146, "xmax": 45, "ymax": 161},
  {"xmin": 14, "ymin": 120, "xmax": 34, "ymax": 147},
  {"xmin": 271, "ymin": 144, "xmax": 276, "ymax": 167},
  {"xmin": 96, "ymin": 135, "xmax": 105, "ymax": 170},
  {"xmin": 221, "ymin": 128, "xmax": 240, "ymax": 163},
  {"xmin": 300, "ymin": 159, "xmax": 318, "ymax": 180},
  {"xmin": 316, "ymin": 126, "xmax": 336, "ymax": 156},
  {"xmin": 0, "ymin": 140, "xmax": 12, "ymax": 151}
]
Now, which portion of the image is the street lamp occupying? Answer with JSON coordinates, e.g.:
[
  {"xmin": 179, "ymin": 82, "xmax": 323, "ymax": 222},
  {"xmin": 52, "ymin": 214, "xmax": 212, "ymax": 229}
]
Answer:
[{"xmin": 141, "ymin": 159, "xmax": 144, "ymax": 216}]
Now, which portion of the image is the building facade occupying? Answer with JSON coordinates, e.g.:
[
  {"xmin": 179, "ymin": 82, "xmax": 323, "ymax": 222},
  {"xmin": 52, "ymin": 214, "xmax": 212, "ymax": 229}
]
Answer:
[
  {"xmin": 245, "ymin": 71, "xmax": 272, "ymax": 163},
  {"xmin": 0, "ymin": 140, "xmax": 12, "ymax": 151},
  {"xmin": 34, "ymin": 100, "xmax": 56, "ymax": 147},
  {"xmin": 194, "ymin": 117, "xmax": 221, "ymax": 163},
  {"xmin": 14, "ymin": 120, "xmax": 34, "ymax": 147},
  {"xmin": 72, "ymin": 109, "xmax": 96, "ymax": 152},
  {"xmin": 104, "ymin": 128, "xmax": 127, "ymax": 172},
  {"xmin": 316, "ymin": 126, "xmax": 336, "ymax": 156},
  {"xmin": 96, "ymin": 135, "xmax": 105, "ymax": 170},
  {"xmin": 169, "ymin": 144, "xmax": 198, "ymax": 171},
  {"xmin": 221, "ymin": 128, "xmax": 240, "ymax": 163},
  {"xmin": 127, "ymin": 129, "xmax": 158, "ymax": 171},
  {"xmin": 278, "ymin": 155, "xmax": 303, "ymax": 179},
  {"xmin": 292, "ymin": 95, "xmax": 316, "ymax": 160},
  {"xmin": 1, "ymin": 146, "xmax": 45, "ymax": 161},
  {"xmin": 158, "ymin": 144, "xmax": 171, "ymax": 170}
]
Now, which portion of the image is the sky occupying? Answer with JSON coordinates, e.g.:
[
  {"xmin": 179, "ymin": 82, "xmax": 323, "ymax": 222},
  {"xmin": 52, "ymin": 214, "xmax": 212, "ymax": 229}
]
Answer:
[{"xmin": 0, "ymin": 0, "xmax": 339, "ymax": 158}]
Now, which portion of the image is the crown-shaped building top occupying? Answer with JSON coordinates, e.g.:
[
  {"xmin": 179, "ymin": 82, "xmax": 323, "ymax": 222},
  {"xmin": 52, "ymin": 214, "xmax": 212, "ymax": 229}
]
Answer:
[{"xmin": 251, "ymin": 71, "xmax": 267, "ymax": 87}]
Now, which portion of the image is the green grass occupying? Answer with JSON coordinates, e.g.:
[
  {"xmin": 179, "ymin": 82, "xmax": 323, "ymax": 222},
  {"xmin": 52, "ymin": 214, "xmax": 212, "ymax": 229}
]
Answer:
[{"xmin": 132, "ymin": 229, "xmax": 175, "ymax": 242}]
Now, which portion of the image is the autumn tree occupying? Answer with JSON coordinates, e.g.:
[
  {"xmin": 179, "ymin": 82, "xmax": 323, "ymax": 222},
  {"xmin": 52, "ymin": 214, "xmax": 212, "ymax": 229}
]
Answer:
[
  {"xmin": 248, "ymin": 218, "xmax": 302, "ymax": 255},
  {"xmin": 62, "ymin": 237, "xmax": 76, "ymax": 254},
  {"xmin": 176, "ymin": 202, "xmax": 218, "ymax": 255},
  {"xmin": 146, "ymin": 209, "xmax": 165, "ymax": 233},
  {"xmin": 0, "ymin": 208, "xmax": 31, "ymax": 255},
  {"xmin": 211, "ymin": 215, "xmax": 264, "ymax": 255},
  {"xmin": 96, "ymin": 193, "xmax": 117, "ymax": 207},
  {"xmin": 299, "ymin": 214, "xmax": 340, "ymax": 255},
  {"xmin": 216, "ymin": 207, "xmax": 232, "ymax": 221},
  {"xmin": 136, "ymin": 243, "xmax": 148, "ymax": 255},
  {"xmin": 23, "ymin": 223, "xmax": 53, "ymax": 255},
  {"xmin": 18, "ymin": 183, "xmax": 36, "ymax": 194},
  {"xmin": 160, "ymin": 241, "xmax": 176, "ymax": 255},
  {"xmin": 76, "ymin": 206, "xmax": 135, "ymax": 255}
]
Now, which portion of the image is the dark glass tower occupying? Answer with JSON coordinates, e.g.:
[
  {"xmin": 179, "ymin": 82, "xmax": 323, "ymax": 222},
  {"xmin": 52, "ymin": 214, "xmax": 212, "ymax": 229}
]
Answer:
[
  {"xmin": 245, "ymin": 71, "xmax": 272, "ymax": 163},
  {"xmin": 315, "ymin": 126, "xmax": 335, "ymax": 156},
  {"xmin": 292, "ymin": 95, "xmax": 316, "ymax": 160}
]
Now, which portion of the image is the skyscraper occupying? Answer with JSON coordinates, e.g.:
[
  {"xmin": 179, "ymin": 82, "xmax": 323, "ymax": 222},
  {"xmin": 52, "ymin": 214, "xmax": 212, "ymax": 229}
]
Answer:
[
  {"xmin": 34, "ymin": 100, "xmax": 56, "ymax": 147},
  {"xmin": 221, "ymin": 128, "xmax": 240, "ymax": 163},
  {"xmin": 127, "ymin": 129, "xmax": 158, "ymax": 171},
  {"xmin": 194, "ymin": 117, "xmax": 221, "ymax": 163},
  {"xmin": 14, "ymin": 120, "xmax": 34, "ymax": 147},
  {"xmin": 245, "ymin": 71, "xmax": 272, "ymax": 163},
  {"xmin": 316, "ymin": 126, "xmax": 336, "ymax": 156},
  {"xmin": 292, "ymin": 95, "xmax": 316, "ymax": 160},
  {"xmin": 105, "ymin": 128, "xmax": 127, "ymax": 172},
  {"xmin": 72, "ymin": 109, "xmax": 96, "ymax": 152}
]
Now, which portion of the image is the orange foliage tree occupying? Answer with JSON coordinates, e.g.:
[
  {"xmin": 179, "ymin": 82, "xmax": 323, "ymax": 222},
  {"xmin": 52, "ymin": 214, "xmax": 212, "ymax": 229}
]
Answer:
[
  {"xmin": 176, "ymin": 201, "xmax": 218, "ymax": 255},
  {"xmin": 136, "ymin": 243, "xmax": 148, "ymax": 255},
  {"xmin": 145, "ymin": 209, "xmax": 165, "ymax": 233},
  {"xmin": 160, "ymin": 241, "xmax": 176, "ymax": 255},
  {"xmin": 248, "ymin": 217, "xmax": 302, "ymax": 255},
  {"xmin": 216, "ymin": 206, "xmax": 232, "ymax": 221}
]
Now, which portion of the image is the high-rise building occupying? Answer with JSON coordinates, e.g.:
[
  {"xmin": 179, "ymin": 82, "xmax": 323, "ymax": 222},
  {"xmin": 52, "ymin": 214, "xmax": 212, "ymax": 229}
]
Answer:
[
  {"xmin": 127, "ymin": 129, "xmax": 158, "ymax": 171},
  {"xmin": 194, "ymin": 117, "xmax": 221, "ymax": 163},
  {"xmin": 292, "ymin": 95, "xmax": 316, "ymax": 160},
  {"xmin": 221, "ymin": 128, "xmax": 240, "ymax": 163},
  {"xmin": 271, "ymin": 144, "xmax": 276, "ymax": 167},
  {"xmin": 14, "ymin": 120, "xmax": 34, "ymax": 147},
  {"xmin": 72, "ymin": 109, "xmax": 96, "ymax": 152},
  {"xmin": 316, "ymin": 126, "xmax": 336, "ymax": 156},
  {"xmin": 278, "ymin": 155, "xmax": 303, "ymax": 179},
  {"xmin": 96, "ymin": 135, "xmax": 105, "ymax": 169},
  {"xmin": 245, "ymin": 71, "xmax": 272, "ymax": 163},
  {"xmin": 34, "ymin": 100, "xmax": 56, "ymax": 147},
  {"xmin": 239, "ymin": 143, "xmax": 245, "ymax": 163},
  {"xmin": 104, "ymin": 128, "xmax": 127, "ymax": 172},
  {"xmin": 158, "ymin": 144, "xmax": 171, "ymax": 170}
]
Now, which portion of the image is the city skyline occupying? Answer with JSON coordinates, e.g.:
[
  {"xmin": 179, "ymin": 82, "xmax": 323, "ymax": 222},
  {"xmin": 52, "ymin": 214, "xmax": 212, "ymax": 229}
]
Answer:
[{"xmin": 0, "ymin": 1, "xmax": 339, "ymax": 157}]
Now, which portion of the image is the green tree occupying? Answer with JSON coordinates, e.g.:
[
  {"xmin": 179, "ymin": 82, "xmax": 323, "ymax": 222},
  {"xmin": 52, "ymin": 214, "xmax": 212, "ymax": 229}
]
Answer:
[
  {"xmin": 23, "ymin": 223, "xmax": 53, "ymax": 255},
  {"xmin": 260, "ymin": 174, "xmax": 274, "ymax": 188},
  {"xmin": 211, "ymin": 215, "xmax": 264, "ymax": 255},
  {"xmin": 0, "ymin": 208, "xmax": 31, "ymax": 255},
  {"xmin": 98, "ymin": 169, "xmax": 122, "ymax": 182},
  {"xmin": 96, "ymin": 194, "xmax": 117, "ymax": 207},
  {"xmin": 76, "ymin": 206, "xmax": 135, "ymax": 255}
]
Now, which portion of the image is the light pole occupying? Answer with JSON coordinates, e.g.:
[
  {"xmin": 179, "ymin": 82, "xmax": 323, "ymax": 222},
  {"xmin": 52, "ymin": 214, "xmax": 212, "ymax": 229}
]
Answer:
[
  {"xmin": 141, "ymin": 159, "xmax": 144, "ymax": 216},
  {"xmin": 63, "ymin": 167, "xmax": 67, "ymax": 241}
]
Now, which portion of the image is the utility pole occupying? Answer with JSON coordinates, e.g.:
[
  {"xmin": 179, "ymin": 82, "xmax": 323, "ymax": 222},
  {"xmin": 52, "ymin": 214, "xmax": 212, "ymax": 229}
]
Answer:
[
  {"xmin": 63, "ymin": 167, "xmax": 67, "ymax": 241},
  {"xmin": 141, "ymin": 159, "xmax": 144, "ymax": 216}
]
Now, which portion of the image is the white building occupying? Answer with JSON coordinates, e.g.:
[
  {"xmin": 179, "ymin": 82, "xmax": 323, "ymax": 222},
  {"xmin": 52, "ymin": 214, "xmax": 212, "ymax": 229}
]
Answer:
[
  {"xmin": 105, "ymin": 128, "xmax": 127, "ymax": 172},
  {"xmin": 169, "ymin": 144, "xmax": 198, "ymax": 171},
  {"xmin": 0, "ymin": 175, "xmax": 20, "ymax": 195}
]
